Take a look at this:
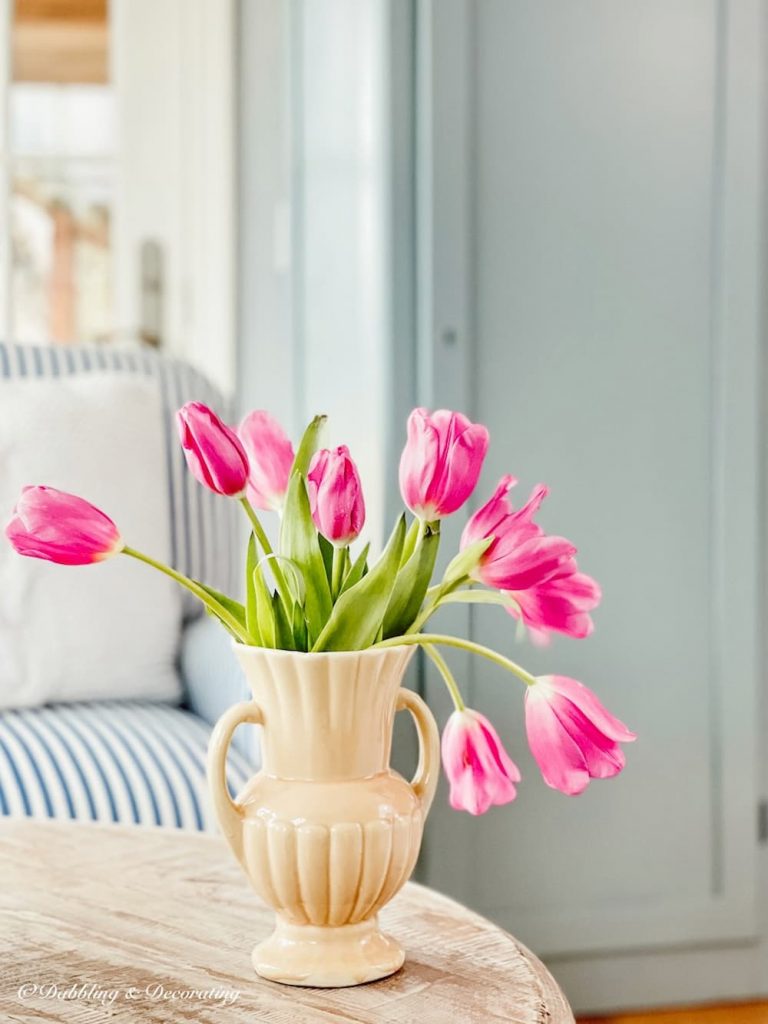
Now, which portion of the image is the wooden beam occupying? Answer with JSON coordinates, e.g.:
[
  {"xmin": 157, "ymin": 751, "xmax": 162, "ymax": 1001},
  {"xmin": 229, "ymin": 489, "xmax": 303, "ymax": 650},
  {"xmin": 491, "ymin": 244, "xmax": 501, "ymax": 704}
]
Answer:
[
  {"xmin": 12, "ymin": 21, "xmax": 109, "ymax": 83},
  {"xmin": 14, "ymin": 0, "xmax": 107, "ymax": 24}
]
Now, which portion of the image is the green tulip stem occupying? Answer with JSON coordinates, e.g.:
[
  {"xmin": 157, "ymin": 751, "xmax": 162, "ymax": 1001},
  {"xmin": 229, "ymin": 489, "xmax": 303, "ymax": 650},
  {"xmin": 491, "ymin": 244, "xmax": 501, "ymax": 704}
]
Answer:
[
  {"xmin": 239, "ymin": 498, "xmax": 293, "ymax": 613},
  {"xmin": 407, "ymin": 574, "xmax": 469, "ymax": 635},
  {"xmin": 122, "ymin": 546, "xmax": 251, "ymax": 644},
  {"xmin": 331, "ymin": 546, "xmax": 346, "ymax": 600},
  {"xmin": 424, "ymin": 644, "xmax": 465, "ymax": 710},
  {"xmin": 373, "ymin": 631, "xmax": 537, "ymax": 687}
]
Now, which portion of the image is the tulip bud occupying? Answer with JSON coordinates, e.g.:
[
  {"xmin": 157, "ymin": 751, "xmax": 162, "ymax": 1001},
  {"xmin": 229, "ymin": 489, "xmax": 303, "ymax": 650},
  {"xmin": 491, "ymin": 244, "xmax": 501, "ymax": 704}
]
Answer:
[
  {"xmin": 238, "ymin": 410, "xmax": 295, "ymax": 511},
  {"xmin": 6, "ymin": 486, "xmax": 123, "ymax": 565},
  {"xmin": 399, "ymin": 408, "xmax": 489, "ymax": 519},
  {"xmin": 177, "ymin": 402, "xmax": 249, "ymax": 498},
  {"xmin": 307, "ymin": 445, "xmax": 365, "ymax": 546}
]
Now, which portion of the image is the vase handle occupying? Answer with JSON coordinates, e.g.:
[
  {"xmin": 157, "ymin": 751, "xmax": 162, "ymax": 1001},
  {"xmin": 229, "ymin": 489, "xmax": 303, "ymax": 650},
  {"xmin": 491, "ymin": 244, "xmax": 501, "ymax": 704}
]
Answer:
[
  {"xmin": 207, "ymin": 700, "xmax": 263, "ymax": 867},
  {"xmin": 396, "ymin": 688, "xmax": 440, "ymax": 816}
]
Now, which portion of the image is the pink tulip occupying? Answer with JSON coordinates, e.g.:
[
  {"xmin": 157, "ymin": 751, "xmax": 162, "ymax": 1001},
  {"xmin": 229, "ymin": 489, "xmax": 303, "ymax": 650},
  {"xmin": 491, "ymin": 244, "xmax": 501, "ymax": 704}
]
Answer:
[
  {"xmin": 6, "ymin": 486, "xmax": 123, "ymax": 565},
  {"xmin": 399, "ymin": 408, "xmax": 489, "ymax": 519},
  {"xmin": 441, "ymin": 708, "xmax": 521, "ymax": 815},
  {"xmin": 461, "ymin": 476, "xmax": 576, "ymax": 591},
  {"xmin": 511, "ymin": 567, "xmax": 601, "ymax": 644},
  {"xmin": 177, "ymin": 402, "xmax": 249, "ymax": 498},
  {"xmin": 238, "ymin": 410, "xmax": 295, "ymax": 511},
  {"xmin": 307, "ymin": 445, "xmax": 365, "ymax": 545},
  {"xmin": 525, "ymin": 676, "xmax": 636, "ymax": 796}
]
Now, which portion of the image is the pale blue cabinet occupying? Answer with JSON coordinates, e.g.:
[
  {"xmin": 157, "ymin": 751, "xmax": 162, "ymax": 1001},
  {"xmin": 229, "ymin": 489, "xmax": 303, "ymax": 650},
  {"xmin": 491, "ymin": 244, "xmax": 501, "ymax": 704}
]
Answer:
[{"xmin": 418, "ymin": 0, "xmax": 768, "ymax": 1011}]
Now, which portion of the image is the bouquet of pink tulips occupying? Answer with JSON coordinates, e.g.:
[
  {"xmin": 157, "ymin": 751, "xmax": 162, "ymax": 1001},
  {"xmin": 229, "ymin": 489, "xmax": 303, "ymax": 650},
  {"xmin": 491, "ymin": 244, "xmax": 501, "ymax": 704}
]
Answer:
[{"xmin": 6, "ymin": 404, "xmax": 634, "ymax": 813}]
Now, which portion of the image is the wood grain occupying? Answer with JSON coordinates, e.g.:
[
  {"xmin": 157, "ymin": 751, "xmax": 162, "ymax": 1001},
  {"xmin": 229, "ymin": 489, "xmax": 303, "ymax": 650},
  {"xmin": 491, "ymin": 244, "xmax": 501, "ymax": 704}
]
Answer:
[{"xmin": 0, "ymin": 819, "xmax": 574, "ymax": 1023}]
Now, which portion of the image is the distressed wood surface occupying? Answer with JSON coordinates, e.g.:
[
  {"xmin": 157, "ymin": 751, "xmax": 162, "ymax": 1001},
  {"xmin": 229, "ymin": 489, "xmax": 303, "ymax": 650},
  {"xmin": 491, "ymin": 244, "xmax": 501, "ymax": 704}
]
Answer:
[{"xmin": 0, "ymin": 820, "xmax": 573, "ymax": 1023}]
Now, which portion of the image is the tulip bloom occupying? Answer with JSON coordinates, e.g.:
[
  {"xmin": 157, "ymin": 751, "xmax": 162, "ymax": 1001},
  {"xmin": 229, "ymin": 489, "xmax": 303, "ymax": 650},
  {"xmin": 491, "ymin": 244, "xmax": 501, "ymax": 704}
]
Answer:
[
  {"xmin": 461, "ymin": 476, "xmax": 576, "ymax": 591},
  {"xmin": 511, "ymin": 567, "xmax": 601, "ymax": 644},
  {"xmin": 307, "ymin": 445, "xmax": 365, "ymax": 545},
  {"xmin": 441, "ymin": 708, "xmax": 521, "ymax": 815},
  {"xmin": 238, "ymin": 410, "xmax": 295, "ymax": 511},
  {"xmin": 6, "ymin": 486, "xmax": 123, "ymax": 565},
  {"xmin": 399, "ymin": 408, "xmax": 489, "ymax": 519},
  {"xmin": 177, "ymin": 402, "xmax": 249, "ymax": 498},
  {"xmin": 525, "ymin": 676, "xmax": 636, "ymax": 796}
]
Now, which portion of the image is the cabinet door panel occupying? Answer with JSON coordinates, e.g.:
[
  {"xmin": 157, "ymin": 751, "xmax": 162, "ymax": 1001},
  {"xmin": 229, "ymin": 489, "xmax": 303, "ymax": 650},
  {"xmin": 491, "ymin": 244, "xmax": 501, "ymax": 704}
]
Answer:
[{"xmin": 424, "ymin": 0, "xmax": 763, "ymax": 959}]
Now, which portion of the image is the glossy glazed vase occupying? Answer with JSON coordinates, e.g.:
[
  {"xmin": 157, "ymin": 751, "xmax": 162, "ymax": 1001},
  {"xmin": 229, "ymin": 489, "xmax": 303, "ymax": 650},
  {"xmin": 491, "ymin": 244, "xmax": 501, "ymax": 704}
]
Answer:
[{"xmin": 207, "ymin": 644, "xmax": 440, "ymax": 988}]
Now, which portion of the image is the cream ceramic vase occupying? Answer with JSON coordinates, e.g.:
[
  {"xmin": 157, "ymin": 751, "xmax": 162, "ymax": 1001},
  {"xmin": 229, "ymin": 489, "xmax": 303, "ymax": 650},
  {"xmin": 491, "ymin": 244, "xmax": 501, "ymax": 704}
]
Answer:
[{"xmin": 207, "ymin": 644, "xmax": 440, "ymax": 988}]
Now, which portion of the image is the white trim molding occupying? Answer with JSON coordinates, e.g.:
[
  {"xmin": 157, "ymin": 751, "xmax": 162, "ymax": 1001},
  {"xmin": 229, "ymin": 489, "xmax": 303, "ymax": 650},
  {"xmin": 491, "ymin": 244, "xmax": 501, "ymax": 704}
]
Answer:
[{"xmin": 113, "ymin": 0, "xmax": 236, "ymax": 393}]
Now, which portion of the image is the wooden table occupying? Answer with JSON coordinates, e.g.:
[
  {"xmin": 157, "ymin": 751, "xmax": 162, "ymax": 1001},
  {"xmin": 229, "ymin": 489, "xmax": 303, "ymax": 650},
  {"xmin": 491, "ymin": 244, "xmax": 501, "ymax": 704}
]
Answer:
[{"xmin": 0, "ymin": 820, "xmax": 574, "ymax": 1023}]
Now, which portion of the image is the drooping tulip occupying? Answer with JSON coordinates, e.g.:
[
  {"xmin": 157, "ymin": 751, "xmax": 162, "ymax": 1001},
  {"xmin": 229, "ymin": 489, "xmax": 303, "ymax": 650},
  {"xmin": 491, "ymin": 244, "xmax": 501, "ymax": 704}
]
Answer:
[
  {"xmin": 441, "ymin": 708, "xmax": 521, "ymax": 815},
  {"xmin": 177, "ymin": 402, "xmax": 249, "ymax": 498},
  {"xmin": 238, "ymin": 410, "xmax": 295, "ymax": 511},
  {"xmin": 511, "ymin": 567, "xmax": 601, "ymax": 644},
  {"xmin": 307, "ymin": 445, "xmax": 365, "ymax": 545},
  {"xmin": 461, "ymin": 476, "xmax": 576, "ymax": 591},
  {"xmin": 6, "ymin": 486, "xmax": 123, "ymax": 565},
  {"xmin": 399, "ymin": 408, "xmax": 489, "ymax": 519},
  {"xmin": 524, "ymin": 676, "xmax": 636, "ymax": 796}
]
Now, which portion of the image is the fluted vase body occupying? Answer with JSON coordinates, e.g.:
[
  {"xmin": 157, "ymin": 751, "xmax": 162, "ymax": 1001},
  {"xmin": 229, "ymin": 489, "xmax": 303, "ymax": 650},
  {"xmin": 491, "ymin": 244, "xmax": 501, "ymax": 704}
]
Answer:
[{"xmin": 207, "ymin": 644, "xmax": 439, "ymax": 987}]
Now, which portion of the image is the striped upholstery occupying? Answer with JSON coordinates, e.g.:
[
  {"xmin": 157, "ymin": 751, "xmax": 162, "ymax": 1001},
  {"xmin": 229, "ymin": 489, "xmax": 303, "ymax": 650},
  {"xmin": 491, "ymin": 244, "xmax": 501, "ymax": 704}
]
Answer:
[
  {"xmin": 0, "ymin": 702, "xmax": 252, "ymax": 832},
  {"xmin": 0, "ymin": 341, "xmax": 240, "ymax": 613},
  {"xmin": 0, "ymin": 341, "xmax": 253, "ymax": 832}
]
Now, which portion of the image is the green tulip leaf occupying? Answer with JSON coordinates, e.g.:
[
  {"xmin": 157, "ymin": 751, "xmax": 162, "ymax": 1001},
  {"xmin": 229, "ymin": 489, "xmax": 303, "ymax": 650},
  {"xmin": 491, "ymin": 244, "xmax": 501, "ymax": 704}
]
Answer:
[
  {"xmin": 292, "ymin": 414, "xmax": 327, "ymax": 477},
  {"xmin": 203, "ymin": 606, "xmax": 244, "ymax": 642},
  {"xmin": 252, "ymin": 567, "xmax": 276, "ymax": 648},
  {"xmin": 318, "ymin": 532, "xmax": 334, "ymax": 587},
  {"xmin": 442, "ymin": 536, "xmax": 494, "ymax": 586},
  {"xmin": 279, "ymin": 470, "xmax": 332, "ymax": 642},
  {"xmin": 399, "ymin": 518, "xmax": 420, "ymax": 567},
  {"xmin": 273, "ymin": 592, "xmax": 296, "ymax": 650},
  {"xmin": 292, "ymin": 601, "xmax": 309, "ymax": 651},
  {"xmin": 312, "ymin": 515, "xmax": 406, "ymax": 652},
  {"xmin": 340, "ymin": 541, "xmax": 370, "ymax": 594},
  {"xmin": 195, "ymin": 581, "xmax": 247, "ymax": 630},
  {"xmin": 382, "ymin": 519, "xmax": 440, "ymax": 638},
  {"xmin": 244, "ymin": 534, "xmax": 260, "ymax": 643}
]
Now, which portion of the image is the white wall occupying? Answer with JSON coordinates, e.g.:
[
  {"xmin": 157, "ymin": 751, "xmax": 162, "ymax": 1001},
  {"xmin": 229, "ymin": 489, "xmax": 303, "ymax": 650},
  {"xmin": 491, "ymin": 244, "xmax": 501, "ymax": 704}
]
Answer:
[{"xmin": 237, "ymin": 0, "xmax": 412, "ymax": 550}]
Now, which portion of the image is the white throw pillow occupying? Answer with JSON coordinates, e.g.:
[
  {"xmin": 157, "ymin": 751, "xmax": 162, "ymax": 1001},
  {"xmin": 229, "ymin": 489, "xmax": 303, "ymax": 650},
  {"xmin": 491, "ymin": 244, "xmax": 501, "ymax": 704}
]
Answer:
[{"xmin": 0, "ymin": 372, "xmax": 182, "ymax": 708}]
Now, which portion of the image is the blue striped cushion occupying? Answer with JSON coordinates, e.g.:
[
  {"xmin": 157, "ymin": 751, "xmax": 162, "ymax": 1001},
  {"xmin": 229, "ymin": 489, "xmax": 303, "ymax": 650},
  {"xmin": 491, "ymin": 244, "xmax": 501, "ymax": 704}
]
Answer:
[
  {"xmin": 0, "ymin": 342, "xmax": 240, "ymax": 616},
  {"xmin": 0, "ymin": 702, "xmax": 253, "ymax": 832}
]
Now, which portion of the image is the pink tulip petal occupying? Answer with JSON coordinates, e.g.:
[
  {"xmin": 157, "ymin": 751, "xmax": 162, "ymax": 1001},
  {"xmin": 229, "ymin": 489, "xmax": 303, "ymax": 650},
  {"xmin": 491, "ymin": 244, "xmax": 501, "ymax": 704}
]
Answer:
[
  {"xmin": 400, "ymin": 408, "xmax": 489, "ymax": 518},
  {"xmin": 509, "ymin": 570, "xmax": 602, "ymax": 640},
  {"xmin": 177, "ymin": 403, "xmax": 249, "ymax": 497},
  {"xmin": 545, "ymin": 676, "xmax": 636, "ymax": 743},
  {"xmin": 547, "ymin": 696, "xmax": 628, "ymax": 778},
  {"xmin": 524, "ymin": 688, "xmax": 591, "ymax": 795},
  {"xmin": 441, "ymin": 709, "xmax": 520, "ymax": 815},
  {"xmin": 6, "ymin": 486, "xmax": 122, "ymax": 566},
  {"xmin": 449, "ymin": 765, "xmax": 493, "ymax": 816},
  {"xmin": 308, "ymin": 445, "xmax": 365, "ymax": 545},
  {"xmin": 239, "ymin": 410, "xmax": 295, "ymax": 511},
  {"xmin": 510, "ymin": 483, "xmax": 549, "ymax": 524},
  {"xmin": 482, "ymin": 535, "xmax": 577, "ymax": 591}
]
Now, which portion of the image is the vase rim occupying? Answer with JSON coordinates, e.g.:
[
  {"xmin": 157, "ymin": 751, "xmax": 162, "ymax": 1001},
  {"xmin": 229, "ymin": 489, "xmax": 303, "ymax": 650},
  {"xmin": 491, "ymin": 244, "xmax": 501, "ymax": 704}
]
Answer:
[{"xmin": 230, "ymin": 641, "xmax": 416, "ymax": 661}]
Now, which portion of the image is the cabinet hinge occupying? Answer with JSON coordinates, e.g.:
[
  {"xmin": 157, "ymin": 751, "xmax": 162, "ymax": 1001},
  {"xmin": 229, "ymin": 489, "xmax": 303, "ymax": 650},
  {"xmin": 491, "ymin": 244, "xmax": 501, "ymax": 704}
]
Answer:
[{"xmin": 758, "ymin": 800, "xmax": 768, "ymax": 844}]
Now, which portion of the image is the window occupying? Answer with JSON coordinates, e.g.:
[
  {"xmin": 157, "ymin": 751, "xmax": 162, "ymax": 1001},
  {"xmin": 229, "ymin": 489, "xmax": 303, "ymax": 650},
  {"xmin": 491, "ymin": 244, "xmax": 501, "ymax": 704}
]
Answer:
[
  {"xmin": 0, "ymin": 0, "xmax": 235, "ymax": 392},
  {"xmin": 1, "ymin": 0, "xmax": 114, "ymax": 345}
]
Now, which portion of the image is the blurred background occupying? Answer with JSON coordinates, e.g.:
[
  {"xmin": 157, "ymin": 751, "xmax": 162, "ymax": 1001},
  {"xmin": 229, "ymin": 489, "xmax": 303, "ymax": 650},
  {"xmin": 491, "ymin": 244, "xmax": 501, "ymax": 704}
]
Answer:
[{"xmin": 1, "ymin": 0, "xmax": 767, "ymax": 1016}]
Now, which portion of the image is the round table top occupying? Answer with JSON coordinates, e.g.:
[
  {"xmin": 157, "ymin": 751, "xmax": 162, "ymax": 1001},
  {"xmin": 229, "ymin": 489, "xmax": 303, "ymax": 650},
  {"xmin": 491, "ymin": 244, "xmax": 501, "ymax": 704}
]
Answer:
[{"xmin": 0, "ymin": 819, "xmax": 574, "ymax": 1024}]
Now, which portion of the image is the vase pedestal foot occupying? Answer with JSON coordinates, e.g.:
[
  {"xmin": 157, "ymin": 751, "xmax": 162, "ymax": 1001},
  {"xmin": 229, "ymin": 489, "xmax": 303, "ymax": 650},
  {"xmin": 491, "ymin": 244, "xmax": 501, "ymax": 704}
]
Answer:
[{"xmin": 252, "ymin": 916, "xmax": 405, "ymax": 988}]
